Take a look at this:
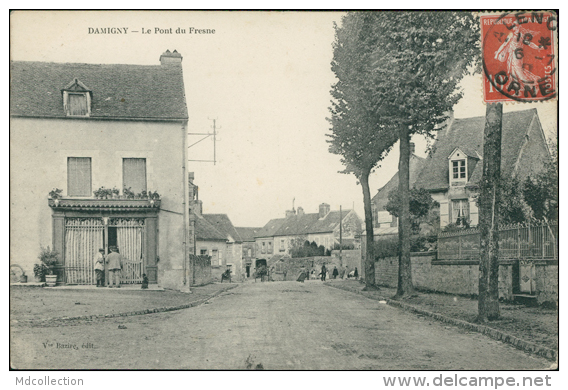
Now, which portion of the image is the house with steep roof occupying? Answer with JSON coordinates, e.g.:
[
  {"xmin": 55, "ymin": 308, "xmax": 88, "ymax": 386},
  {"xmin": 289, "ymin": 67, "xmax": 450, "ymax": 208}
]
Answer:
[
  {"xmin": 193, "ymin": 212, "xmax": 234, "ymax": 282},
  {"xmin": 10, "ymin": 50, "xmax": 191, "ymax": 290},
  {"xmin": 188, "ymin": 175, "xmax": 244, "ymax": 281},
  {"xmin": 235, "ymin": 227, "xmax": 262, "ymax": 278},
  {"xmin": 202, "ymin": 214, "xmax": 244, "ymax": 281},
  {"xmin": 372, "ymin": 109, "xmax": 550, "ymax": 230},
  {"xmin": 254, "ymin": 218, "xmax": 288, "ymax": 257},
  {"xmin": 255, "ymin": 203, "xmax": 362, "ymax": 257}
]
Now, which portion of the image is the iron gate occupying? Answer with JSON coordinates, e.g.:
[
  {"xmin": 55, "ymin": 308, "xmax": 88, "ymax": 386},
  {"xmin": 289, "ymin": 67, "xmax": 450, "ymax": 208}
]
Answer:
[
  {"xmin": 64, "ymin": 218, "xmax": 104, "ymax": 285},
  {"xmin": 64, "ymin": 217, "xmax": 145, "ymax": 284},
  {"xmin": 110, "ymin": 218, "xmax": 145, "ymax": 284}
]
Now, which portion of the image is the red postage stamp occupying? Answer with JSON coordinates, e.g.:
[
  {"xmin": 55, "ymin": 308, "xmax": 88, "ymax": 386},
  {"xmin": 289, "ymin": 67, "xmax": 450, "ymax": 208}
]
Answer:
[{"xmin": 481, "ymin": 12, "xmax": 557, "ymax": 103}]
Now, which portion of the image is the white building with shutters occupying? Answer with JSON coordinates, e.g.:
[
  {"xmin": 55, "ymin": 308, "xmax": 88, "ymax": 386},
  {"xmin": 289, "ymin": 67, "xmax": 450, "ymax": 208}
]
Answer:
[
  {"xmin": 370, "ymin": 109, "xmax": 551, "ymax": 233},
  {"xmin": 10, "ymin": 50, "xmax": 192, "ymax": 290}
]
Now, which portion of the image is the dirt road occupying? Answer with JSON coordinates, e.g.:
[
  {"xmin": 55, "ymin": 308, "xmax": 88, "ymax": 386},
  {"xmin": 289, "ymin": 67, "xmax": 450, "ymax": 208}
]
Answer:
[{"xmin": 10, "ymin": 281, "xmax": 552, "ymax": 369}]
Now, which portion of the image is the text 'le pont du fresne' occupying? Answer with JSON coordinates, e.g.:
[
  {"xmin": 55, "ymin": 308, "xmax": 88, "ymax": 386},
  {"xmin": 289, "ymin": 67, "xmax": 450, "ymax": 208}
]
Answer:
[{"xmin": 88, "ymin": 27, "xmax": 215, "ymax": 34}]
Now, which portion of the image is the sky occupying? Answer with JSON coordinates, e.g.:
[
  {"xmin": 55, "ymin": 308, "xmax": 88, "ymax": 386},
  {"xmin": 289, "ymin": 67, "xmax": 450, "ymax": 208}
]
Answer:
[{"xmin": 10, "ymin": 10, "xmax": 558, "ymax": 228}]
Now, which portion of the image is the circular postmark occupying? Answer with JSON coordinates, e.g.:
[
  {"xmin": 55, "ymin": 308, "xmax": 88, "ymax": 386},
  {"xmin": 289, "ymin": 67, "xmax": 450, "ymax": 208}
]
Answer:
[{"xmin": 482, "ymin": 12, "xmax": 557, "ymax": 103}]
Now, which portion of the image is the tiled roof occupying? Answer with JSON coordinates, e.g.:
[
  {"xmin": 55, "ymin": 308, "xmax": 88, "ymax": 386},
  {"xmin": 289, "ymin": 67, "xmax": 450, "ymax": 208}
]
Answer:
[
  {"xmin": 254, "ymin": 218, "xmax": 288, "ymax": 238},
  {"xmin": 273, "ymin": 213, "xmax": 321, "ymax": 237},
  {"xmin": 202, "ymin": 214, "xmax": 242, "ymax": 243},
  {"xmin": 256, "ymin": 210, "xmax": 357, "ymax": 238},
  {"xmin": 194, "ymin": 216, "xmax": 226, "ymax": 241},
  {"xmin": 10, "ymin": 60, "xmax": 188, "ymax": 120},
  {"xmin": 308, "ymin": 210, "xmax": 353, "ymax": 234},
  {"xmin": 372, "ymin": 154, "xmax": 425, "ymax": 211},
  {"xmin": 413, "ymin": 109, "xmax": 538, "ymax": 191},
  {"xmin": 235, "ymin": 227, "xmax": 262, "ymax": 242}
]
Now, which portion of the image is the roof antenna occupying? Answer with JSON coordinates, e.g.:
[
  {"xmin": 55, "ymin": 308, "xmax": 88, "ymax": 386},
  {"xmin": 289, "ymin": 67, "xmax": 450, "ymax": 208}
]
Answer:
[{"xmin": 187, "ymin": 118, "xmax": 220, "ymax": 165}]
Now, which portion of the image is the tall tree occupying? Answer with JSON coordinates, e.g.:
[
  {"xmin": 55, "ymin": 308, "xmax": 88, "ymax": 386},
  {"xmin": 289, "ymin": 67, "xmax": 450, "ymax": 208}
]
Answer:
[
  {"xmin": 385, "ymin": 187, "xmax": 438, "ymax": 234},
  {"xmin": 477, "ymin": 103, "xmax": 502, "ymax": 322},
  {"xmin": 367, "ymin": 12, "xmax": 480, "ymax": 297},
  {"xmin": 328, "ymin": 13, "xmax": 399, "ymax": 289}
]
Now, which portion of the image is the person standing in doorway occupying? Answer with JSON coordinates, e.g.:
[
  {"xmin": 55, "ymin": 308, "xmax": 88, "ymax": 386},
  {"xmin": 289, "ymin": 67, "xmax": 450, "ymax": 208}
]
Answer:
[
  {"xmin": 94, "ymin": 248, "xmax": 105, "ymax": 287},
  {"xmin": 106, "ymin": 246, "xmax": 123, "ymax": 288}
]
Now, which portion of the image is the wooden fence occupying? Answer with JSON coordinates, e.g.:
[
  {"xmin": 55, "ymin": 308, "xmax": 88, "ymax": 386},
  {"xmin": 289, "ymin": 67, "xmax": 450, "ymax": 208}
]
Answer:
[{"xmin": 437, "ymin": 222, "xmax": 558, "ymax": 261}]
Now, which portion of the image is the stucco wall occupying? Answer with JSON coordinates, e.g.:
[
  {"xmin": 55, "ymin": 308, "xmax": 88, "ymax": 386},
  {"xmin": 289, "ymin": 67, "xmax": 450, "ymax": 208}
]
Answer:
[
  {"xmin": 256, "ymin": 237, "xmax": 276, "ymax": 257},
  {"xmin": 306, "ymin": 232, "xmax": 335, "ymax": 250},
  {"xmin": 225, "ymin": 242, "xmax": 244, "ymax": 281},
  {"xmin": 10, "ymin": 117, "xmax": 186, "ymax": 288},
  {"xmin": 196, "ymin": 240, "xmax": 226, "ymax": 281}
]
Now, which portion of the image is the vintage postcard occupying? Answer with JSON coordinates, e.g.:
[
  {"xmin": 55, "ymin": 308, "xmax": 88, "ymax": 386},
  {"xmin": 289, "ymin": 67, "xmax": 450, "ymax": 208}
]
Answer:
[{"xmin": 9, "ymin": 10, "xmax": 559, "ymax": 380}]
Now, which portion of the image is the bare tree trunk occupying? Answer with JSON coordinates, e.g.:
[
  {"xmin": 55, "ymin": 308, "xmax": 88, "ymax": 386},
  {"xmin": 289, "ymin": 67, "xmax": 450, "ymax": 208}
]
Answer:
[
  {"xmin": 360, "ymin": 168, "xmax": 377, "ymax": 289},
  {"xmin": 396, "ymin": 125, "xmax": 415, "ymax": 297},
  {"xmin": 478, "ymin": 103, "xmax": 502, "ymax": 322}
]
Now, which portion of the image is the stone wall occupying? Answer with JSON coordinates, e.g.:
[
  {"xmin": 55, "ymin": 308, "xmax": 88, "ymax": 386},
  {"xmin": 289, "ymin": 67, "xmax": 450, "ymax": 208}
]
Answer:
[
  {"xmin": 190, "ymin": 255, "xmax": 212, "ymax": 286},
  {"xmin": 269, "ymin": 256, "xmax": 341, "ymax": 281},
  {"xmin": 534, "ymin": 263, "xmax": 558, "ymax": 305},
  {"xmin": 374, "ymin": 253, "xmax": 557, "ymax": 305},
  {"xmin": 331, "ymin": 249, "xmax": 362, "ymax": 274}
]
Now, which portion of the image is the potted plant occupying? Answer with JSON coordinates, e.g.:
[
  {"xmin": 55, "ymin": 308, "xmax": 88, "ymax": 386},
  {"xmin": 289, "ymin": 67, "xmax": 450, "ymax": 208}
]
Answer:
[
  {"xmin": 94, "ymin": 186, "xmax": 105, "ymax": 199},
  {"xmin": 112, "ymin": 187, "xmax": 120, "ymax": 199},
  {"xmin": 94, "ymin": 187, "xmax": 114, "ymax": 199},
  {"xmin": 123, "ymin": 187, "xmax": 135, "ymax": 199},
  {"xmin": 33, "ymin": 263, "xmax": 49, "ymax": 282},
  {"xmin": 48, "ymin": 188, "xmax": 63, "ymax": 206},
  {"xmin": 37, "ymin": 246, "xmax": 59, "ymax": 286}
]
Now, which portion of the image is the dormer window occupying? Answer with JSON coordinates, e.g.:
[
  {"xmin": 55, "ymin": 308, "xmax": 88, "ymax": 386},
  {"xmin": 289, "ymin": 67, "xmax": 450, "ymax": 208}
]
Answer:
[
  {"xmin": 62, "ymin": 78, "xmax": 92, "ymax": 117},
  {"xmin": 448, "ymin": 148, "xmax": 469, "ymax": 185},
  {"xmin": 452, "ymin": 160, "xmax": 466, "ymax": 179}
]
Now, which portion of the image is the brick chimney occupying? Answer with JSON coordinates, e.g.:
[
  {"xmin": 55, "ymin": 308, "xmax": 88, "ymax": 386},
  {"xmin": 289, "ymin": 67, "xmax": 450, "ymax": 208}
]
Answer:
[
  {"xmin": 285, "ymin": 209, "xmax": 296, "ymax": 218},
  {"xmin": 319, "ymin": 203, "xmax": 330, "ymax": 219},
  {"xmin": 160, "ymin": 49, "xmax": 183, "ymax": 65},
  {"xmin": 297, "ymin": 207, "xmax": 304, "ymax": 216}
]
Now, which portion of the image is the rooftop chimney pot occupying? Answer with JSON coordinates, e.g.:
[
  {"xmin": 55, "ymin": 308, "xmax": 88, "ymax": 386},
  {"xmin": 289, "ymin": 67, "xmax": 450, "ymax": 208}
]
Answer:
[{"xmin": 160, "ymin": 49, "xmax": 183, "ymax": 65}]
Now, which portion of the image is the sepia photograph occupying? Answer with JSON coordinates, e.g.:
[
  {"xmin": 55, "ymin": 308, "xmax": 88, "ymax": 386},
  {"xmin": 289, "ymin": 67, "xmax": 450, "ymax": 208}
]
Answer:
[{"xmin": 9, "ymin": 9, "xmax": 559, "ymax": 379}]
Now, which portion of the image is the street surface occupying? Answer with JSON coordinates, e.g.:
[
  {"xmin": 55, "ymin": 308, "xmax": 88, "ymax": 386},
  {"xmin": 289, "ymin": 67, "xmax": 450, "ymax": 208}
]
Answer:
[{"xmin": 10, "ymin": 281, "xmax": 552, "ymax": 369}]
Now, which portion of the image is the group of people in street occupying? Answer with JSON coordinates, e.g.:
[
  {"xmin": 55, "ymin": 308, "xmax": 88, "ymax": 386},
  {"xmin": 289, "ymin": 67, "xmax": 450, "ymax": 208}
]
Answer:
[
  {"xmin": 296, "ymin": 263, "xmax": 358, "ymax": 283},
  {"xmin": 94, "ymin": 246, "xmax": 124, "ymax": 288}
]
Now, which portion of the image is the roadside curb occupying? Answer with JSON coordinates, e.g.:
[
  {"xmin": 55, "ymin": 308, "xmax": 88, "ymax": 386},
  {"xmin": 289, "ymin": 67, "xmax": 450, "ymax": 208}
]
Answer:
[
  {"xmin": 326, "ymin": 283, "xmax": 557, "ymax": 362},
  {"xmin": 11, "ymin": 284, "xmax": 239, "ymax": 326}
]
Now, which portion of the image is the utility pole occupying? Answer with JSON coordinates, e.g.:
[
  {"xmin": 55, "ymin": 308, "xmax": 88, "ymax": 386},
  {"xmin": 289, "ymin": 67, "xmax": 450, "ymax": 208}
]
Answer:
[{"xmin": 339, "ymin": 205, "xmax": 343, "ymax": 267}]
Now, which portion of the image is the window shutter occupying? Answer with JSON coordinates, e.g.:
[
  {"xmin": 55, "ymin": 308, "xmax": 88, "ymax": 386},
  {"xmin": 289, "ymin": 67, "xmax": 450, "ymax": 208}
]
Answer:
[
  {"xmin": 67, "ymin": 157, "xmax": 92, "ymax": 196},
  {"xmin": 68, "ymin": 94, "xmax": 88, "ymax": 116},
  {"xmin": 123, "ymin": 158, "xmax": 147, "ymax": 194}
]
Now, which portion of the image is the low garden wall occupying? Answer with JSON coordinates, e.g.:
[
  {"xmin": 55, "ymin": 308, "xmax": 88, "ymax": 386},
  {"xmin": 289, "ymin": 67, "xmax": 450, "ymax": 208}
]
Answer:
[
  {"xmin": 190, "ymin": 255, "xmax": 212, "ymax": 286},
  {"xmin": 375, "ymin": 253, "xmax": 557, "ymax": 305},
  {"xmin": 270, "ymin": 256, "xmax": 348, "ymax": 281},
  {"xmin": 331, "ymin": 249, "xmax": 361, "ymax": 274}
]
